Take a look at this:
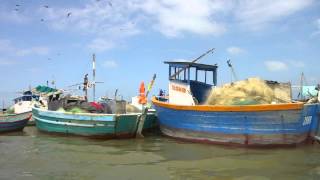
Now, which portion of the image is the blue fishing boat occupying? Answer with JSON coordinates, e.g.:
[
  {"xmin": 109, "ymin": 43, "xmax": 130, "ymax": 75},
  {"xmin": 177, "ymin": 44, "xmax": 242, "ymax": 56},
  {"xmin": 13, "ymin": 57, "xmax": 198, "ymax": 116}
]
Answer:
[
  {"xmin": 152, "ymin": 61, "xmax": 320, "ymax": 146},
  {"xmin": 0, "ymin": 112, "xmax": 31, "ymax": 133}
]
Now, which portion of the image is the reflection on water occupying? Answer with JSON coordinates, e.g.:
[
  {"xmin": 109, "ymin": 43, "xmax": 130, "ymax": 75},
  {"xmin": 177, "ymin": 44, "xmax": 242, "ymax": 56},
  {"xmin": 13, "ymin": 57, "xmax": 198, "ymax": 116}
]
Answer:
[{"xmin": 1, "ymin": 127, "xmax": 320, "ymax": 180}]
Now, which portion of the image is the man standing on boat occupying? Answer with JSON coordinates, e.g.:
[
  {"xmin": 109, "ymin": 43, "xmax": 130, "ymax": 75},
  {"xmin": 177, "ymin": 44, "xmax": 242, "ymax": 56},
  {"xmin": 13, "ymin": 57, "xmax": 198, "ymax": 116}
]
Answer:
[{"xmin": 83, "ymin": 74, "xmax": 89, "ymax": 101}]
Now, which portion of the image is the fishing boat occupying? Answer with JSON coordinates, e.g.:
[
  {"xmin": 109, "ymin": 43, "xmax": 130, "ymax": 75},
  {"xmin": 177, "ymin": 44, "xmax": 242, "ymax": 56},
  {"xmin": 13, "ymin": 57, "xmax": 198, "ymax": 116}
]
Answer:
[
  {"xmin": 11, "ymin": 86, "xmax": 58, "ymax": 125},
  {"xmin": 0, "ymin": 111, "xmax": 31, "ymax": 133},
  {"xmin": 33, "ymin": 54, "xmax": 158, "ymax": 138},
  {"xmin": 152, "ymin": 60, "xmax": 320, "ymax": 146},
  {"xmin": 32, "ymin": 104, "xmax": 157, "ymax": 138}
]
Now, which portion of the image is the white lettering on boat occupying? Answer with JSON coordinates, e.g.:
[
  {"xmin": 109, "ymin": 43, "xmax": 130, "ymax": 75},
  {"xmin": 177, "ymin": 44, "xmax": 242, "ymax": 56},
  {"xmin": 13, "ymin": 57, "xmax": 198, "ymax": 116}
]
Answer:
[{"xmin": 302, "ymin": 116, "xmax": 312, "ymax": 126}]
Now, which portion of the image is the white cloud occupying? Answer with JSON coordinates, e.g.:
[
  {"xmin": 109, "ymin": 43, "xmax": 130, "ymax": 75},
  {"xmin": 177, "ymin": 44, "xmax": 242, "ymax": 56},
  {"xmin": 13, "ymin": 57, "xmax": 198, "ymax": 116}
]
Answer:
[
  {"xmin": 138, "ymin": 0, "xmax": 227, "ymax": 37},
  {"xmin": 0, "ymin": 0, "xmax": 313, "ymax": 52},
  {"xmin": 227, "ymin": 46, "xmax": 245, "ymax": 55},
  {"xmin": 38, "ymin": 0, "xmax": 226, "ymax": 38},
  {"xmin": 87, "ymin": 39, "xmax": 115, "ymax": 52},
  {"xmin": 40, "ymin": 0, "xmax": 141, "ymax": 52},
  {"xmin": 264, "ymin": 60, "xmax": 288, "ymax": 71},
  {"xmin": 38, "ymin": 0, "xmax": 312, "ymax": 39},
  {"xmin": 102, "ymin": 60, "xmax": 118, "ymax": 68},
  {"xmin": 0, "ymin": 39, "xmax": 49, "ymax": 57},
  {"xmin": 234, "ymin": 0, "xmax": 314, "ymax": 30}
]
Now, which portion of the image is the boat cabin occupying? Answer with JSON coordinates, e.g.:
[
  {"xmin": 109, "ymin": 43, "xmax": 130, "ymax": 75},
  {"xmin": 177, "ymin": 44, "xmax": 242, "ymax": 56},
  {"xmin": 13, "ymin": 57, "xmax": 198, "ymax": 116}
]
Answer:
[
  {"xmin": 14, "ymin": 91, "xmax": 39, "ymax": 104},
  {"xmin": 164, "ymin": 61, "xmax": 218, "ymax": 105},
  {"xmin": 13, "ymin": 90, "xmax": 40, "ymax": 114}
]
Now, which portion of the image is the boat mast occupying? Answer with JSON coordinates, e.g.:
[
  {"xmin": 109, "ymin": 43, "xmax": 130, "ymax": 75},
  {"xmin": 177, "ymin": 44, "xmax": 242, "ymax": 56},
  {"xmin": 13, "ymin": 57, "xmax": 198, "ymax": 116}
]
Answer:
[
  {"xmin": 2, "ymin": 100, "xmax": 4, "ymax": 112},
  {"xmin": 300, "ymin": 72, "xmax": 304, "ymax": 100},
  {"xmin": 227, "ymin": 59, "xmax": 238, "ymax": 83},
  {"xmin": 93, "ymin": 54, "xmax": 96, "ymax": 102}
]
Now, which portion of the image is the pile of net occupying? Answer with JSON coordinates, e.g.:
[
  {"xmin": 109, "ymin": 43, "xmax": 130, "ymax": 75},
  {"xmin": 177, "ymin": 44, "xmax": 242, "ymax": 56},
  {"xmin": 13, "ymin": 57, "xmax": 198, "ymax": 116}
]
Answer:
[{"xmin": 206, "ymin": 77, "xmax": 292, "ymax": 105}]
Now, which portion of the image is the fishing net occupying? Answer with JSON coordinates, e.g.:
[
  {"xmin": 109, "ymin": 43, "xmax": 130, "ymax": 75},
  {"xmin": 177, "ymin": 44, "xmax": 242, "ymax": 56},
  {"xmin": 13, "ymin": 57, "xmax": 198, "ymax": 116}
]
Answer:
[
  {"xmin": 68, "ymin": 107, "xmax": 88, "ymax": 113},
  {"xmin": 126, "ymin": 104, "xmax": 141, "ymax": 113},
  {"xmin": 206, "ymin": 77, "xmax": 291, "ymax": 105},
  {"xmin": 57, "ymin": 107, "xmax": 88, "ymax": 113}
]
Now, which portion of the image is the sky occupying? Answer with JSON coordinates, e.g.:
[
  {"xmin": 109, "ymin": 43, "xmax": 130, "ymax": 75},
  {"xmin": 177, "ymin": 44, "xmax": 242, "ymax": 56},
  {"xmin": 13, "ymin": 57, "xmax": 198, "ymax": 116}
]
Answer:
[{"xmin": 0, "ymin": 0, "xmax": 319, "ymax": 105}]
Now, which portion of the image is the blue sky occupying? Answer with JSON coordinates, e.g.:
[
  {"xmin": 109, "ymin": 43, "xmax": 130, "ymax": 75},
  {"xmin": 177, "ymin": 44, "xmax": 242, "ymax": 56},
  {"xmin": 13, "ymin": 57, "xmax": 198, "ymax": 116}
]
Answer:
[{"xmin": 0, "ymin": 0, "xmax": 319, "ymax": 105}]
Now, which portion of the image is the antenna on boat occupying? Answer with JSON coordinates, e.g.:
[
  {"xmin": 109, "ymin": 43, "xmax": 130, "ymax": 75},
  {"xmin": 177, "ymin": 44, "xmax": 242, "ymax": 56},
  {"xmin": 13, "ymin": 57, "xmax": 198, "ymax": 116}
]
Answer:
[
  {"xmin": 114, "ymin": 89, "xmax": 118, "ymax": 100},
  {"xmin": 2, "ymin": 100, "xmax": 4, "ymax": 113},
  {"xmin": 69, "ymin": 54, "xmax": 103, "ymax": 102},
  {"xmin": 93, "ymin": 54, "xmax": 96, "ymax": 102},
  {"xmin": 227, "ymin": 59, "xmax": 238, "ymax": 82},
  {"xmin": 51, "ymin": 75, "xmax": 56, "ymax": 89},
  {"xmin": 170, "ymin": 48, "xmax": 215, "ymax": 79},
  {"xmin": 91, "ymin": 54, "xmax": 104, "ymax": 102},
  {"xmin": 298, "ymin": 72, "xmax": 307, "ymax": 100}
]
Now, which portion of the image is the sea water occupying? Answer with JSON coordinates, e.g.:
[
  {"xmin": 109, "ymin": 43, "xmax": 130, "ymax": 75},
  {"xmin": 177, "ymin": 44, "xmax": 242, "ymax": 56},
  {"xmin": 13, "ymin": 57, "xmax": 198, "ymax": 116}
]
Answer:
[{"xmin": 1, "ymin": 127, "xmax": 320, "ymax": 180}]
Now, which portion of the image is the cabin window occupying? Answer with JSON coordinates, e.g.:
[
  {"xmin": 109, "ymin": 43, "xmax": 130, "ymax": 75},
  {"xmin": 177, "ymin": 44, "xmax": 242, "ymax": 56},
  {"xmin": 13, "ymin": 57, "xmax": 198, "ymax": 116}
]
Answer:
[
  {"xmin": 197, "ymin": 70, "xmax": 207, "ymax": 83},
  {"xmin": 176, "ymin": 68, "xmax": 187, "ymax": 81},
  {"xmin": 206, "ymin": 71, "xmax": 214, "ymax": 85},
  {"xmin": 170, "ymin": 66, "xmax": 188, "ymax": 81},
  {"xmin": 189, "ymin": 67, "xmax": 195, "ymax": 81},
  {"xmin": 33, "ymin": 96, "xmax": 40, "ymax": 101},
  {"xmin": 22, "ymin": 96, "xmax": 32, "ymax": 101}
]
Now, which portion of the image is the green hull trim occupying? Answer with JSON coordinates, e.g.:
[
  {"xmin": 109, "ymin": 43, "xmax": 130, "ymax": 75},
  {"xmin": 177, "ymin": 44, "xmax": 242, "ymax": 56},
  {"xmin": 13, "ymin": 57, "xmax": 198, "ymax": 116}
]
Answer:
[{"xmin": 32, "ymin": 107, "xmax": 157, "ymax": 138}]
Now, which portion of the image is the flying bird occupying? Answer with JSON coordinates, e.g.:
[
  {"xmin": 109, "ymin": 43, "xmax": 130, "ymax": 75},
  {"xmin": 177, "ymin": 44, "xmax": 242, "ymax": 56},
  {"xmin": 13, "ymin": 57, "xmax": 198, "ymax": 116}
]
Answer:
[
  {"xmin": 67, "ymin": 12, "xmax": 72, "ymax": 17},
  {"xmin": 41, "ymin": 18, "xmax": 44, "ymax": 22},
  {"xmin": 16, "ymin": 4, "xmax": 20, "ymax": 7},
  {"xmin": 14, "ymin": 8, "xmax": 19, "ymax": 11},
  {"xmin": 44, "ymin": 5, "xmax": 49, "ymax": 8},
  {"xmin": 108, "ymin": 1, "xmax": 112, "ymax": 7}
]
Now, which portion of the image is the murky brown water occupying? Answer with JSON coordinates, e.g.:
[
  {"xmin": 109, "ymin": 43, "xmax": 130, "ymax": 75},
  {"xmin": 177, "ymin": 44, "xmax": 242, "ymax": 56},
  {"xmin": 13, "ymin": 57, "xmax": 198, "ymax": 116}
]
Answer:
[{"xmin": 1, "ymin": 126, "xmax": 320, "ymax": 180}]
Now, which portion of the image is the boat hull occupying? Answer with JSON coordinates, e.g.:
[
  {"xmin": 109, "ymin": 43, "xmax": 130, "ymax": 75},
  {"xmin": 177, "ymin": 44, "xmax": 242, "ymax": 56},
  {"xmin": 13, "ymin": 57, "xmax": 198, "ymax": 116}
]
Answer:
[
  {"xmin": 32, "ymin": 108, "xmax": 157, "ymax": 138},
  {"xmin": 153, "ymin": 97, "xmax": 319, "ymax": 146},
  {"xmin": 0, "ymin": 112, "xmax": 31, "ymax": 133}
]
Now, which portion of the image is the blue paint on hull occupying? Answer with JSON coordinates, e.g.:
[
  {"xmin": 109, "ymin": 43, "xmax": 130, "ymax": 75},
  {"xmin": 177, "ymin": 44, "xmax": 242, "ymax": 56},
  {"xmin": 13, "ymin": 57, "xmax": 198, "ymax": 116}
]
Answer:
[
  {"xmin": 153, "ymin": 103, "xmax": 320, "ymax": 145},
  {"xmin": 0, "ymin": 112, "xmax": 31, "ymax": 133},
  {"xmin": 0, "ymin": 119, "xmax": 29, "ymax": 132}
]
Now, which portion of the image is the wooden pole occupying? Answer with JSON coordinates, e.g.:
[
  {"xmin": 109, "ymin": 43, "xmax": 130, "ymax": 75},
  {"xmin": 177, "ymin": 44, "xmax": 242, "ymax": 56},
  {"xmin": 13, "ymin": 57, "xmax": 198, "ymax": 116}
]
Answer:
[
  {"xmin": 300, "ymin": 72, "xmax": 304, "ymax": 100},
  {"xmin": 136, "ymin": 74, "xmax": 156, "ymax": 138},
  {"xmin": 93, "ymin": 54, "xmax": 96, "ymax": 102}
]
